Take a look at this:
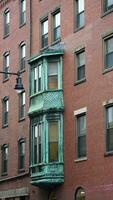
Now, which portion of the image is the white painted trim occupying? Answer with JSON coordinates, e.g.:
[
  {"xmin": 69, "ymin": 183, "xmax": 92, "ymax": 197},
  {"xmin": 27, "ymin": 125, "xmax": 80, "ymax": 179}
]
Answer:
[
  {"xmin": 74, "ymin": 107, "xmax": 87, "ymax": 116},
  {"xmin": 102, "ymin": 99, "xmax": 113, "ymax": 106}
]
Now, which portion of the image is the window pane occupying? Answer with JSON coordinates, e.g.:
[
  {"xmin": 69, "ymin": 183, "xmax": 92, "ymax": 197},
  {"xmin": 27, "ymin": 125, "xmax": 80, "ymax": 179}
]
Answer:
[
  {"xmin": 78, "ymin": 0, "xmax": 84, "ymax": 13},
  {"xmin": 77, "ymin": 114, "xmax": 86, "ymax": 158},
  {"xmin": 78, "ymin": 51, "xmax": 85, "ymax": 66},
  {"xmin": 6, "ymin": 11, "xmax": 10, "ymax": 23},
  {"xmin": 106, "ymin": 128, "xmax": 113, "ymax": 151},
  {"xmin": 77, "ymin": 51, "xmax": 85, "ymax": 80},
  {"xmin": 78, "ymin": 65, "xmax": 85, "ymax": 80},
  {"xmin": 77, "ymin": 11, "xmax": 84, "ymax": 28},
  {"xmin": 48, "ymin": 62, "xmax": 58, "ymax": 75},
  {"xmin": 6, "ymin": 100, "xmax": 9, "ymax": 112},
  {"xmin": 48, "ymin": 62, "xmax": 58, "ymax": 89},
  {"xmin": 42, "ymin": 20, "xmax": 48, "ymax": 34},
  {"xmin": 76, "ymin": 188, "xmax": 86, "ymax": 200},
  {"xmin": 106, "ymin": 52, "xmax": 113, "ymax": 68},
  {"xmin": 48, "ymin": 121, "xmax": 58, "ymax": 162},
  {"xmin": 22, "ymin": 92, "xmax": 25, "ymax": 105},
  {"xmin": 107, "ymin": 106, "xmax": 113, "ymax": 124},
  {"xmin": 55, "ymin": 12, "xmax": 60, "ymax": 27},
  {"xmin": 34, "ymin": 124, "xmax": 42, "ymax": 164},
  {"xmin": 108, "ymin": 0, "xmax": 113, "ymax": 6},
  {"xmin": 106, "ymin": 38, "xmax": 113, "ymax": 53},
  {"xmin": 21, "ymin": 45, "xmax": 26, "ymax": 58},
  {"xmin": 78, "ymin": 135, "xmax": 86, "ymax": 157},
  {"xmin": 22, "ymin": 0, "xmax": 26, "ymax": 12}
]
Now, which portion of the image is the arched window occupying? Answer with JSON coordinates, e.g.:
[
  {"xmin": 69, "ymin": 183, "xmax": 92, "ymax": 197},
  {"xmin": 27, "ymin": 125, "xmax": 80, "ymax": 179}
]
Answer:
[{"xmin": 75, "ymin": 187, "xmax": 86, "ymax": 200}]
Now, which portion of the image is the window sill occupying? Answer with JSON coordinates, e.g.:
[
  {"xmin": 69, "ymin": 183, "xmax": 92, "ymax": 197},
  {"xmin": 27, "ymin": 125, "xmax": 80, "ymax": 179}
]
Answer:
[
  {"xmin": 3, "ymin": 78, "xmax": 9, "ymax": 83},
  {"xmin": 51, "ymin": 38, "xmax": 61, "ymax": 46},
  {"xmin": 74, "ymin": 157, "xmax": 87, "ymax": 163},
  {"xmin": 18, "ymin": 117, "xmax": 25, "ymax": 122},
  {"xmin": 103, "ymin": 66, "xmax": 113, "ymax": 74},
  {"xmin": 101, "ymin": 8, "xmax": 113, "ymax": 18},
  {"xmin": 74, "ymin": 25, "xmax": 85, "ymax": 33},
  {"xmin": 19, "ymin": 68, "xmax": 26, "ymax": 74},
  {"xmin": 104, "ymin": 151, "xmax": 113, "ymax": 157},
  {"xmin": 40, "ymin": 45, "xmax": 49, "ymax": 52},
  {"xmin": 74, "ymin": 78, "xmax": 86, "ymax": 86},
  {"xmin": 1, "ymin": 172, "xmax": 8, "ymax": 176},
  {"xmin": 18, "ymin": 168, "xmax": 25, "ymax": 173},
  {"xmin": 3, "ymin": 33, "xmax": 10, "ymax": 39},
  {"xmin": 19, "ymin": 22, "xmax": 26, "ymax": 29},
  {"xmin": 2, "ymin": 124, "xmax": 8, "ymax": 128}
]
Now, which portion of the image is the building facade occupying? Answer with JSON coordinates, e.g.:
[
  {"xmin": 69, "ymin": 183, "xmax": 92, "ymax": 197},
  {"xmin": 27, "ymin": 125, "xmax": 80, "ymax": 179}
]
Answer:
[{"xmin": 0, "ymin": 0, "xmax": 113, "ymax": 200}]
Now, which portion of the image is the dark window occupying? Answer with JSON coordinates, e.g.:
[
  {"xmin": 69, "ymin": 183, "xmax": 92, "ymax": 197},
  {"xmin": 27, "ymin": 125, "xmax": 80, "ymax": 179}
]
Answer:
[
  {"xmin": 20, "ymin": 0, "xmax": 26, "ymax": 25},
  {"xmin": 1, "ymin": 144, "xmax": 8, "ymax": 175},
  {"xmin": 3, "ymin": 97, "xmax": 9, "ymax": 126},
  {"xmin": 104, "ymin": 37, "xmax": 113, "ymax": 69},
  {"xmin": 41, "ymin": 19, "xmax": 48, "ymax": 48},
  {"xmin": 104, "ymin": 0, "xmax": 113, "ymax": 12},
  {"xmin": 34, "ymin": 123, "xmax": 42, "ymax": 164},
  {"xmin": 34, "ymin": 64, "xmax": 42, "ymax": 93},
  {"xmin": 106, "ymin": 106, "xmax": 113, "ymax": 152},
  {"xmin": 19, "ymin": 91, "xmax": 25, "ymax": 119},
  {"xmin": 48, "ymin": 62, "xmax": 58, "ymax": 89},
  {"xmin": 76, "ymin": 50, "xmax": 85, "ymax": 81},
  {"xmin": 75, "ymin": 187, "xmax": 86, "ymax": 200},
  {"xmin": 76, "ymin": 114, "xmax": 86, "ymax": 158},
  {"xmin": 20, "ymin": 43, "xmax": 26, "ymax": 70},
  {"xmin": 18, "ymin": 139, "xmax": 25, "ymax": 170},
  {"xmin": 48, "ymin": 121, "xmax": 58, "ymax": 162},
  {"xmin": 76, "ymin": 0, "xmax": 84, "ymax": 29},
  {"xmin": 4, "ymin": 9, "xmax": 10, "ymax": 36},
  {"xmin": 3, "ymin": 53, "xmax": 9, "ymax": 80},
  {"xmin": 53, "ymin": 11, "xmax": 60, "ymax": 41}
]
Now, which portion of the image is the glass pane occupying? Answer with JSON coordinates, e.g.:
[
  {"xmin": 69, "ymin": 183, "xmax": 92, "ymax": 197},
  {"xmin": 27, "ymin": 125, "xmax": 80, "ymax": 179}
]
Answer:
[
  {"xmin": 6, "ymin": 100, "xmax": 9, "ymax": 112},
  {"xmin": 76, "ymin": 188, "xmax": 86, "ymax": 200},
  {"xmin": 106, "ymin": 38, "xmax": 113, "ymax": 53},
  {"xmin": 22, "ymin": 92, "xmax": 25, "ymax": 105},
  {"xmin": 6, "ymin": 11, "xmax": 10, "ymax": 23},
  {"xmin": 48, "ymin": 75, "xmax": 58, "ymax": 89},
  {"xmin": 106, "ymin": 52, "xmax": 113, "ymax": 68},
  {"xmin": 55, "ymin": 12, "xmax": 60, "ymax": 27},
  {"xmin": 39, "ymin": 64, "xmax": 42, "ymax": 78},
  {"xmin": 78, "ymin": 135, "xmax": 86, "ymax": 158},
  {"xmin": 21, "ymin": 45, "xmax": 26, "ymax": 58},
  {"xmin": 5, "ymin": 54, "xmax": 9, "ymax": 67},
  {"xmin": 78, "ymin": 0, "xmax": 84, "ymax": 13},
  {"xmin": 48, "ymin": 121, "xmax": 58, "ymax": 162},
  {"xmin": 78, "ymin": 51, "xmax": 85, "ymax": 66},
  {"xmin": 20, "ymin": 142, "xmax": 25, "ymax": 154},
  {"xmin": 22, "ymin": 0, "xmax": 26, "ymax": 12},
  {"xmin": 34, "ymin": 124, "xmax": 42, "ymax": 163},
  {"xmin": 108, "ymin": 0, "xmax": 113, "ymax": 6},
  {"xmin": 42, "ymin": 20, "xmax": 48, "ymax": 34},
  {"xmin": 77, "ymin": 11, "xmax": 84, "ymax": 28},
  {"xmin": 42, "ymin": 33, "xmax": 48, "ymax": 48},
  {"xmin": 34, "ymin": 67, "xmax": 38, "ymax": 80},
  {"xmin": 78, "ymin": 65, "xmax": 85, "ymax": 80},
  {"xmin": 106, "ymin": 128, "xmax": 113, "ymax": 151},
  {"xmin": 107, "ymin": 107, "xmax": 113, "ymax": 123},
  {"xmin": 78, "ymin": 115, "xmax": 86, "ymax": 135},
  {"xmin": 54, "ymin": 26, "xmax": 60, "ymax": 40},
  {"xmin": 48, "ymin": 62, "xmax": 58, "ymax": 75}
]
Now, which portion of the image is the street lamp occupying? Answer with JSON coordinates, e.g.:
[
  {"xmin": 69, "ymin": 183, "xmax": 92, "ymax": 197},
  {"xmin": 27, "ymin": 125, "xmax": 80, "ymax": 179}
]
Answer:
[{"xmin": 0, "ymin": 71, "xmax": 24, "ymax": 93}]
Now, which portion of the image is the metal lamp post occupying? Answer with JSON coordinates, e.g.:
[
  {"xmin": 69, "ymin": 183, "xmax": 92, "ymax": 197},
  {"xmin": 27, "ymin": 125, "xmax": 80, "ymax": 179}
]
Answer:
[{"xmin": 0, "ymin": 71, "xmax": 24, "ymax": 93}]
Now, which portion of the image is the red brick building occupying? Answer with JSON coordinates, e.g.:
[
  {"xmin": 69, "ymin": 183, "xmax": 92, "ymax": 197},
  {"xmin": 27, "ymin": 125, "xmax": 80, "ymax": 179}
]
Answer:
[{"xmin": 0, "ymin": 0, "xmax": 113, "ymax": 200}]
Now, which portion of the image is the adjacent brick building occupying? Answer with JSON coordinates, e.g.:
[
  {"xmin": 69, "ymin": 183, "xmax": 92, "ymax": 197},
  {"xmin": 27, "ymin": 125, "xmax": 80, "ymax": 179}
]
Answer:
[{"xmin": 0, "ymin": 0, "xmax": 113, "ymax": 200}]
